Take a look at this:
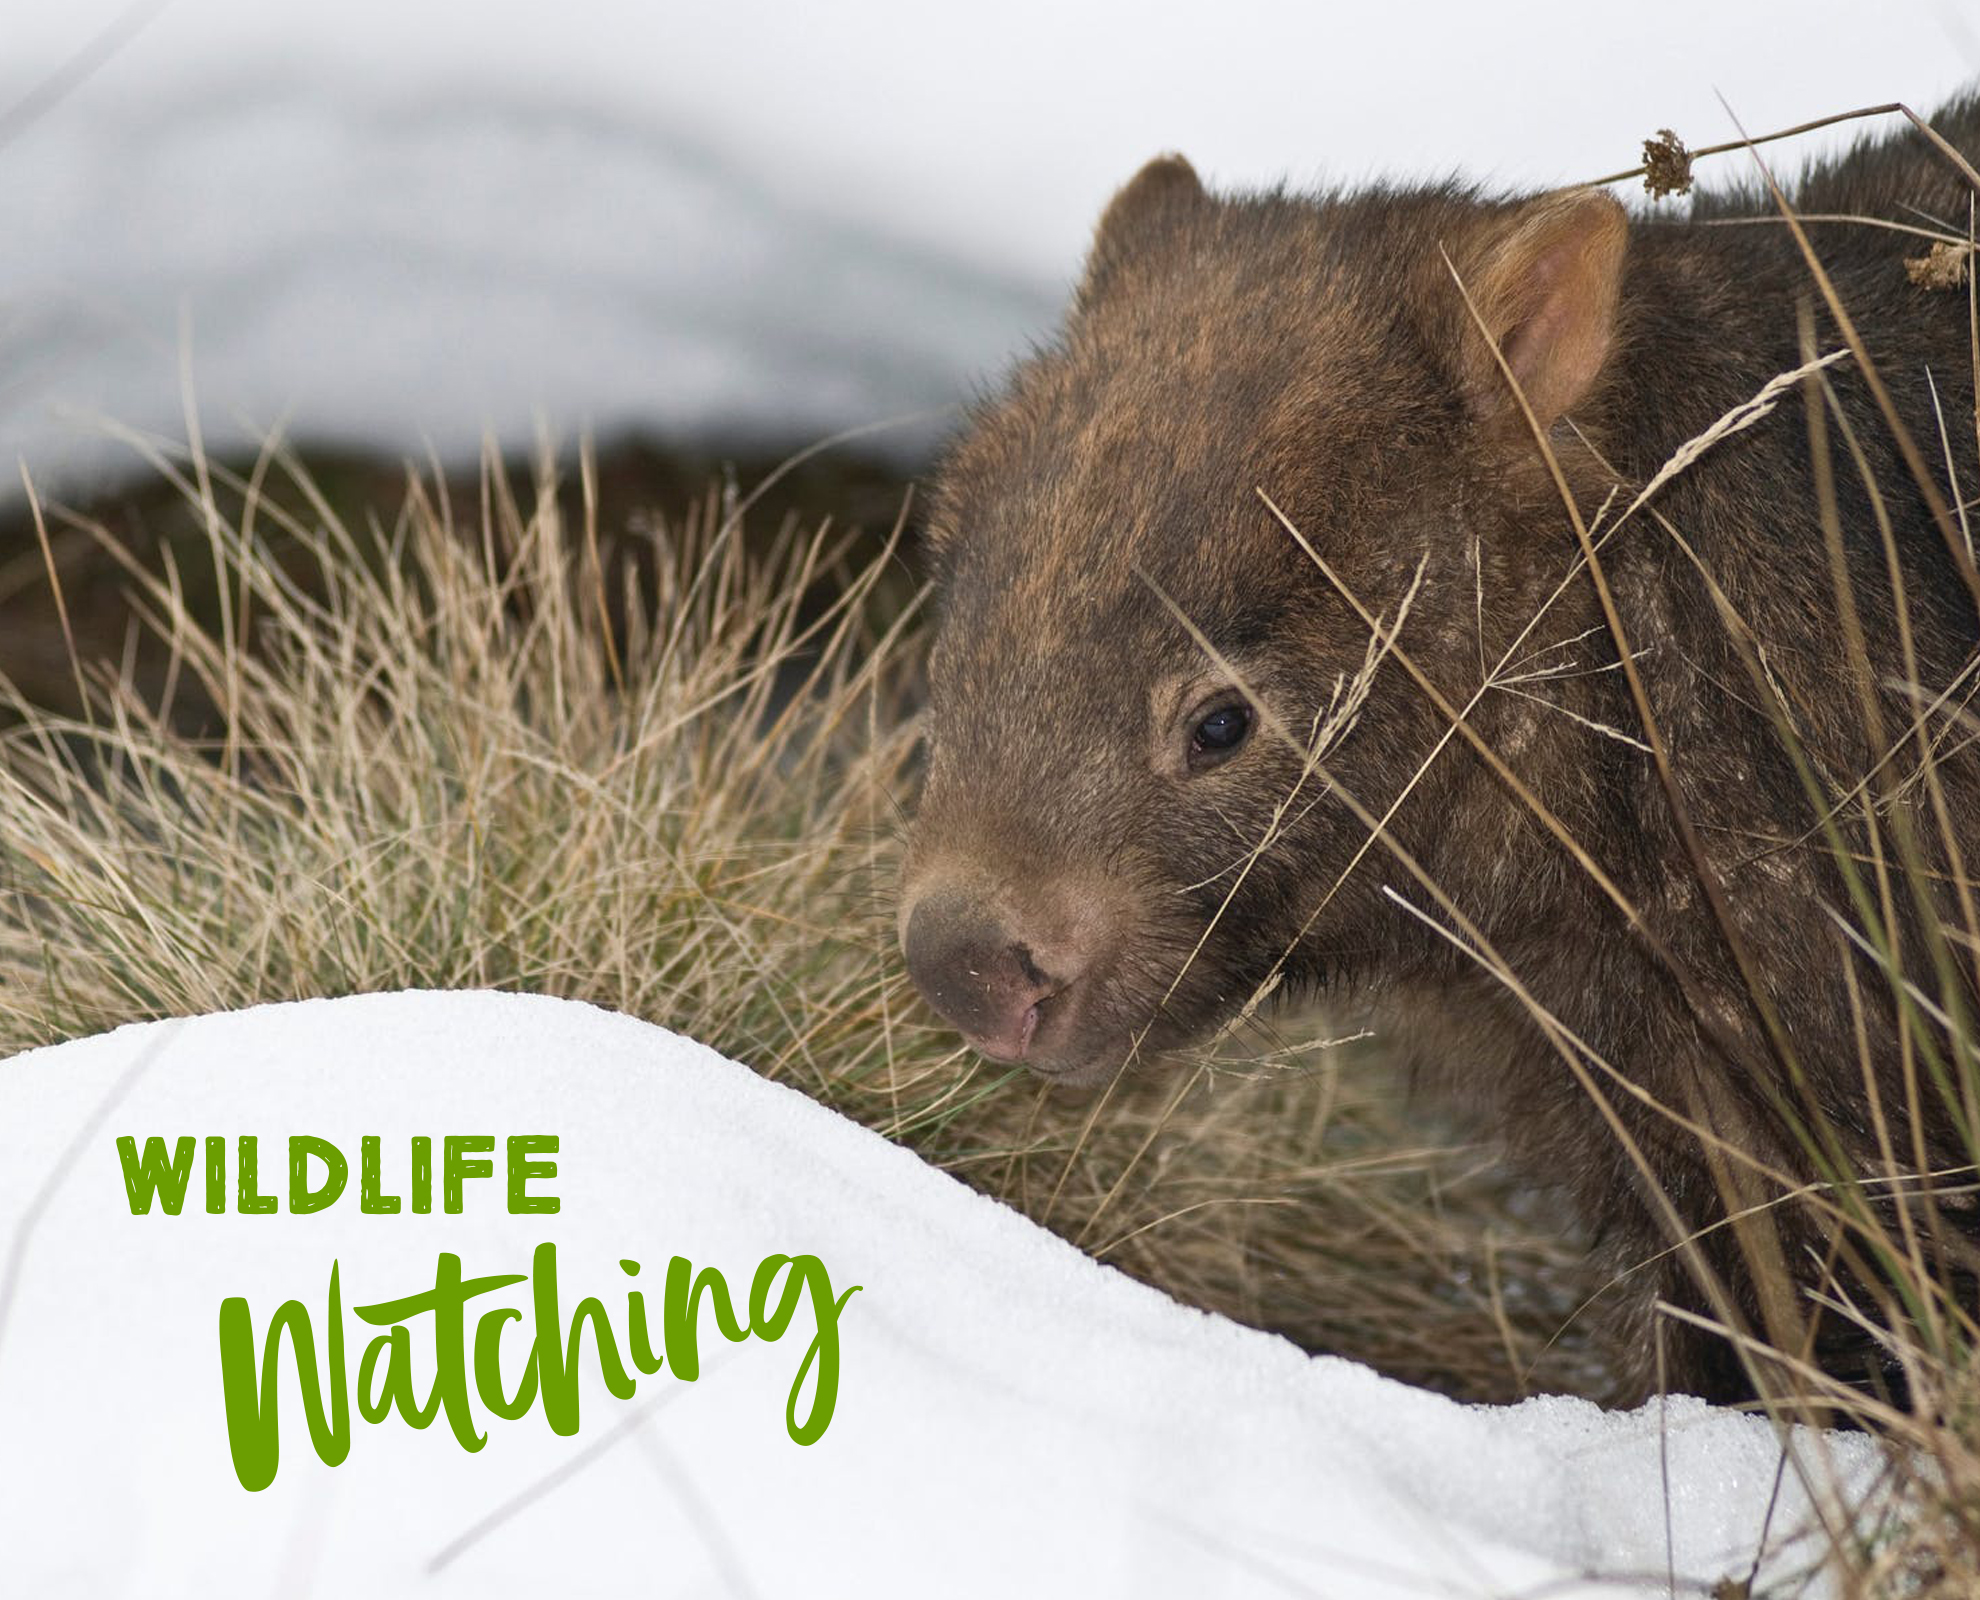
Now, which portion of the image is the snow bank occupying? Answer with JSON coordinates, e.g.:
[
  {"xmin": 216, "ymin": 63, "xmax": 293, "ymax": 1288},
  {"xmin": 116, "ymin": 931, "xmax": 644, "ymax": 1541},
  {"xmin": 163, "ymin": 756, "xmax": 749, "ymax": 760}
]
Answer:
[{"xmin": 0, "ymin": 990, "xmax": 1884, "ymax": 1598}]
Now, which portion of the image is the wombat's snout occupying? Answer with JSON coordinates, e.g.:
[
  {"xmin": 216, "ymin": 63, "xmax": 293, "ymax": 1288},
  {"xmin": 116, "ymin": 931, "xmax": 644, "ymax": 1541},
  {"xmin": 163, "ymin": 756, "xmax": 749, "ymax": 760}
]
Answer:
[{"xmin": 901, "ymin": 888, "xmax": 1090, "ymax": 1066}]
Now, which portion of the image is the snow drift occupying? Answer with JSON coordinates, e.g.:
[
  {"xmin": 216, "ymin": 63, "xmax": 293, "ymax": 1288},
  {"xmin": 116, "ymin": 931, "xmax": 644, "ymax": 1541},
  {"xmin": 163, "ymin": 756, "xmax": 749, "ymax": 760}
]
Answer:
[{"xmin": 0, "ymin": 990, "xmax": 1884, "ymax": 1598}]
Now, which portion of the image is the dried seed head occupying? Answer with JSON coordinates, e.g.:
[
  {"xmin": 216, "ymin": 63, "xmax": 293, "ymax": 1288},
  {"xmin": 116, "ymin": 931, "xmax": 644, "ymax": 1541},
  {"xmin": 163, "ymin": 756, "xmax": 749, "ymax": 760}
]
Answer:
[
  {"xmin": 1904, "ymin": 239, "xmax": 1974, "ymax": 291},
  {"xmin": 1641, "ymin": 128, "xmax": 1693, "ymax": 199}
]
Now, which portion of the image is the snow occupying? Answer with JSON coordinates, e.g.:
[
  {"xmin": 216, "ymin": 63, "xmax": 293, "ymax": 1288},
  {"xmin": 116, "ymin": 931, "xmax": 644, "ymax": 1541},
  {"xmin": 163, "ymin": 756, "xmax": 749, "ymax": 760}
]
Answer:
[
  {"xmin": 0, "ymin": 989, "xmax": 1888, "ymax": 1598},
  {"xmin": 1, "ymin": 0, "xmax": 1973, "ymax": 496}
]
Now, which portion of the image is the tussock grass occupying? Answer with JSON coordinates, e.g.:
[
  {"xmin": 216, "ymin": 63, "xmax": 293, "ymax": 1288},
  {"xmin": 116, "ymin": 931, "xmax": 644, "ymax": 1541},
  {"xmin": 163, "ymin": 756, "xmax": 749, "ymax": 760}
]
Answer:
[{"xmin": 0, "ymin": 434, "xmax": 1596, "ymax": 1405}]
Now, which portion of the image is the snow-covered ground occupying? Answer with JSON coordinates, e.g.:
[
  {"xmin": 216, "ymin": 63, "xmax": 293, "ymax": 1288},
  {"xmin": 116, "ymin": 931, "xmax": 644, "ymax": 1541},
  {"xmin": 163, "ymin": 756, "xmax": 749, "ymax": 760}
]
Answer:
[
  {"xmin": 0, "ymin": 991, "xmax": 1888, "ymax": 1598},
  {"xmin": 0, "ymin": 0, "xmax": 1972, "ymax": 496}
]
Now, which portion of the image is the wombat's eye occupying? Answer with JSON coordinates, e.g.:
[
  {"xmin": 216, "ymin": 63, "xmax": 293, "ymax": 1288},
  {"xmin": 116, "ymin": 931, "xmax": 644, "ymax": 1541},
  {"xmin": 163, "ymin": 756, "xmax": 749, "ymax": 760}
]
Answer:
[{"xmin": 1188, "ymin": 701, "xmax": 1252, "ymax": 771}]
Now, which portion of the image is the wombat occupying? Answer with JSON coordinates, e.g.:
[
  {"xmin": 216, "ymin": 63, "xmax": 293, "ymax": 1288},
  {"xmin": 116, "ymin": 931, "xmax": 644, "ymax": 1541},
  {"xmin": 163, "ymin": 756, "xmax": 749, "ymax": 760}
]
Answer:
[{"xmin": 898, "ymin": 96, "xmax": 1980, "ymax": 1405}]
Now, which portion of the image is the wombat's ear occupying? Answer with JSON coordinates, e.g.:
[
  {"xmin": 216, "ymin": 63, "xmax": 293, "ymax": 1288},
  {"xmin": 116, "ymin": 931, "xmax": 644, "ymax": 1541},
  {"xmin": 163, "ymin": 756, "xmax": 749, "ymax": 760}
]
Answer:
[
  {"xmin": 1453, "ymin": 189, "xmax": 1628, "ymax": 428},
  {"xmin": 1080, "ymin": 154, "xmax": 1206, "ymax": 306}
]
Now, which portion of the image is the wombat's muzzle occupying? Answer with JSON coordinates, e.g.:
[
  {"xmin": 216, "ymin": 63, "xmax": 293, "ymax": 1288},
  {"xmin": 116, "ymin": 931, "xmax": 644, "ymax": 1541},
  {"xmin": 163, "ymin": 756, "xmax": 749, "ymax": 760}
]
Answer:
[{"xmin": 901, "ymin": 891, "xmax": 1071, "ymax": 1065}]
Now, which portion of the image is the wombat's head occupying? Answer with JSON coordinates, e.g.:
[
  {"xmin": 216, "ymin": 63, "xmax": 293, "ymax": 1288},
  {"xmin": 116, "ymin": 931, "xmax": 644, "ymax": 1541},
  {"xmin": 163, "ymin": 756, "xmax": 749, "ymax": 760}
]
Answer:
[{"xmin": 900, "ymin": 156, "xmax": 1627, "ymax": 1085}]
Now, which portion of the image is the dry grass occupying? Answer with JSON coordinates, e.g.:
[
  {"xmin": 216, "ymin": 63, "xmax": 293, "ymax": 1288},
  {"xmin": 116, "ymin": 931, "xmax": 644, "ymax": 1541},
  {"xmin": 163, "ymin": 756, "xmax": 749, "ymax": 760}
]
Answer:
[{"xmin": 0, "ymin": 432, "xmax": 1601, "ymax": 1407}]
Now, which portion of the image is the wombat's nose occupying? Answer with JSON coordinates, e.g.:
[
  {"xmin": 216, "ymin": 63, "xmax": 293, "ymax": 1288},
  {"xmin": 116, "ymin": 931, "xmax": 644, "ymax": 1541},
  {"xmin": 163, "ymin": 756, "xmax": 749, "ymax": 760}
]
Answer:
[{"xmin": 902, "ymin": 893, "xmax": 1063, "ymax": 1062}]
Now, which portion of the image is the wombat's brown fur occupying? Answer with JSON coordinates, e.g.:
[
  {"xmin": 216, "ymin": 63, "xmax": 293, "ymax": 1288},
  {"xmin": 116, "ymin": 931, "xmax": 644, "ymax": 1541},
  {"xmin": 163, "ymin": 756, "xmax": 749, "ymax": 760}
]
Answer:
[{"xmin": 899, "ymin": 98, "xmax": 1980, "ymax": 1405}]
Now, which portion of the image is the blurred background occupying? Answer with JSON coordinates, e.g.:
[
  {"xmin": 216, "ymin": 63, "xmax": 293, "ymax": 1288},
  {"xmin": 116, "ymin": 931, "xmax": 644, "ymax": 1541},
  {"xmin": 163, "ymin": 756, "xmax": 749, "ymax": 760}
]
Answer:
[
  {"xmin": 0, "ymin": 0, "xmax": 1974, "ymax": 703},
  {"xmin": 4, "ymin": 0, "xmax": 1975, "ymax": 489}
]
